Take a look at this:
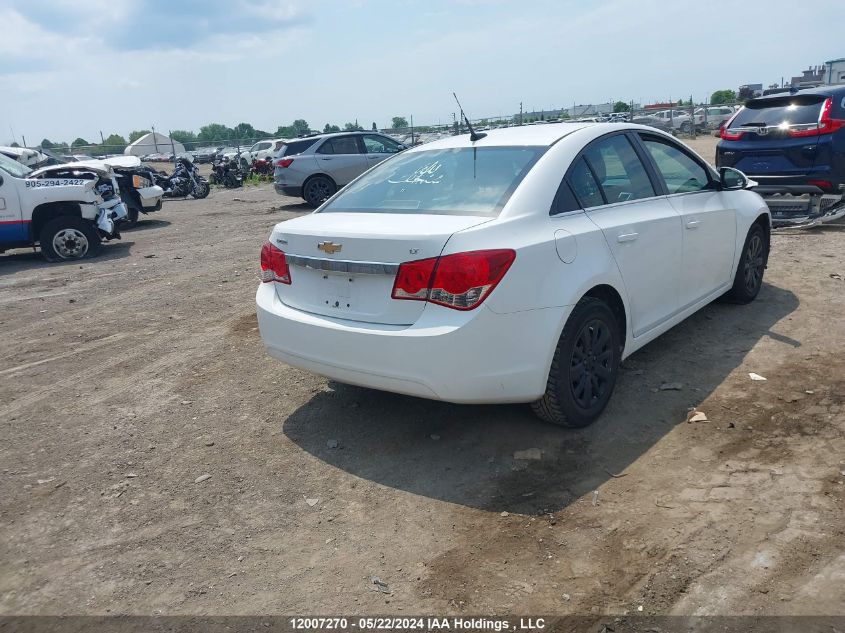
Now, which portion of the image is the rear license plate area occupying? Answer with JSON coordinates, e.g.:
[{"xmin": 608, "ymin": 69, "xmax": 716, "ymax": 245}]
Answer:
[{"xmin": 319, "ymin": 273, "xmax": 356, "ymax": 311}]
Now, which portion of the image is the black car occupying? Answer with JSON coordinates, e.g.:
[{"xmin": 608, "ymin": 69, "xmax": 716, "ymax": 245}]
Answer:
[
  {"xmin": 192, "ymin": 147, "xmax": 218, "ymax": 164},
  {"xmin": 716, "ymin": 85, "xmax": 845, "ymax": 227}
]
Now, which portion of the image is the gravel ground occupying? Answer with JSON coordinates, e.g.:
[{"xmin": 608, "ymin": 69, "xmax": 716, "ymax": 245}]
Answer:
[{"xmin": 1, "ymin": 136, "xmax": 844, "ymax": 617}]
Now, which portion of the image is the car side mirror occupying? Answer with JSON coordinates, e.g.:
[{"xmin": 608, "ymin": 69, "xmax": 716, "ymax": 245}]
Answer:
[{"xmin": 719, "ymin": 167, "xmax": 748, "ymax": 190}]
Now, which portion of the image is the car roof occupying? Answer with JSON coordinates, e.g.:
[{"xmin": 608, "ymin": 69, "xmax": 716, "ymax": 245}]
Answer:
[
  {"xmin": 286, "ymin": 131, "xmax": 376, "ymax": 143},
  {"xmin": 404, "ymin": 122, "xmax": 644, "ymax": 150},
  {"xmin": 751, "ymin": 84, "xmax": 845, "ymax": 104}
]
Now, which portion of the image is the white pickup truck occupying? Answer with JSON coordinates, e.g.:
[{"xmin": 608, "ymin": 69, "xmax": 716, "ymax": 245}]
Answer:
[{"xmin": 0, "ymin": 152, "xmax": 127, "ymax": 261}]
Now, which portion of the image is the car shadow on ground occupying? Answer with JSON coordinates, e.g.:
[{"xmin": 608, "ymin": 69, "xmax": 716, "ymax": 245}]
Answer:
[
  {"xmin": 122, "ymin": 219, "xmax": 171, "ymax": 232},
  {"xmin": 277, "ymin": 201, "xmax": 312, "ymax": 211},
  {"xmin": 0, "ymin": 241, "xmax": 133, "ymax": 276},
  {"xmin": 282, "ymin": 283, "xmax": 799, "ymax": 514}
]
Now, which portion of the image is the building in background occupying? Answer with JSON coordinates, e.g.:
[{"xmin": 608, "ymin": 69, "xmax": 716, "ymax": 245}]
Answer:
[
  {"xmin": 823, "ymin": 58, "xmax": 845, "ymax": 85},
  {"xmin": 790, "ymin": 65, "xmax": 825, "ymax": 88}
]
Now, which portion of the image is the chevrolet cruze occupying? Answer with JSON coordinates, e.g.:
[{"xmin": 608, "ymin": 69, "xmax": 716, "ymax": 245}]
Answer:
[{"xmin": 257, "ymin": 123, "xmax": 770, "ymax": 427}]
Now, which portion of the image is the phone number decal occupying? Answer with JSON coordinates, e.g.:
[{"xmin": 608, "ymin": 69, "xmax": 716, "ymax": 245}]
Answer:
[{"xmin": 25, "ymin": 179, "xmax": 86, "ymax": 188}]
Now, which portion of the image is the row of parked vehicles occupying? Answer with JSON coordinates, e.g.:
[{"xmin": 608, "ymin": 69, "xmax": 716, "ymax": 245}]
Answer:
[
  {"xmin": 265, "ymin": 86, "xmax": 845, "ymax": 227},
  {"xmin": 143, "ymin": 140, "xmax": 284, "ymax": 166},
  {"xmin": 0, "ymin": 144, "xmax": 214, "ymax": 261},
  {"xmin": 631, "ymin": 105, "xmax": 739, "ymax": 134},
  {"xmin": 3, "ymin": 83, "xmax": 842, "ymax": 262}
]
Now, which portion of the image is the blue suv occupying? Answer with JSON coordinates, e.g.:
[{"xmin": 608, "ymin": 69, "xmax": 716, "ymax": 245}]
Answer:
[{"xmin": 716, "ymin": 85, "xmax": 845, "ymax": 227}]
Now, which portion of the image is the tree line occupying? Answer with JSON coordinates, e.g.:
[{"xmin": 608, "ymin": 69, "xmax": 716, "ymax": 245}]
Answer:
[{"xmin": 35, "ymin": 118, "xmax": 399, "ymax": 154}]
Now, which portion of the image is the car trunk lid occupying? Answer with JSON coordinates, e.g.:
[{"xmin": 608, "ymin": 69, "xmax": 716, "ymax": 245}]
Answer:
[
  {"xmin": 718, "ymin": 94, "xmax": 829, "ymax": 178},
  {"xmin": 269, "ymin": 212, "xmax": 492, "ymax": 325}
]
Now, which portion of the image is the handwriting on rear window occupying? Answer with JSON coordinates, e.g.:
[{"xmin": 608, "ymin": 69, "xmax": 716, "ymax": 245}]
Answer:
[{"xmin": 388, "ymin": 161, "xmax": 444, "ymax": 185}]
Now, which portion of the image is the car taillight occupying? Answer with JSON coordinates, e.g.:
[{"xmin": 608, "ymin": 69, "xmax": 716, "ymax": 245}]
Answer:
[
  {"xmin": 720, "ymin": 128, "xmax": 744, "ymax": 140},
  {"xmin": 788, "ymin": 97, "xmax": 845, "ymax": 138},
  {"xmin": 260, "ymin": 241, "xmax": 291, "ymax": 284},
  {"xmin": 391, "ymin": 249, "xmax": 515, "ymax": 311},
  {"xmin": 807, "ymin": 179, "xmax": 833, "ymax": 191},
  {"xmin": 720, "ymin": 108, "xmax": 745, "ymax": 140},
  {"xmin": 391, "ymin": 257, "xmax": 437, "ymax": 300},
  {"xmin": 720, "ymin": 109, "xmax": 745, "ymax": 140},
  {"xmin": 275, "ymin": 158, "xmax": 294, "ymax": 168}
]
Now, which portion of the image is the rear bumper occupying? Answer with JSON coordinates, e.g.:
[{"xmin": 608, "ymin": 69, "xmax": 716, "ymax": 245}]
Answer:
[
  {"xmin": 753, "ymin": 186, "xmax": 845, "ymax": 228},
  {"xmin": 275, "ymin": 183, "xmax": 302, "ymax": 197},
  {"xmin": 256, "ymin": 282, "xmax": 568, "ymax": 404}
]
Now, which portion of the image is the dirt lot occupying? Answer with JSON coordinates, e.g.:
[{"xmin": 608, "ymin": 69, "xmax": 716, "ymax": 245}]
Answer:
[{"xmin": 1, "ymin": 136, "xmax": 844, "ymax": 618}]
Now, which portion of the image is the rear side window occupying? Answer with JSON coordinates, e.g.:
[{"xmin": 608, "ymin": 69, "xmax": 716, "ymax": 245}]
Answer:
[
  {"xmin": 280, "ymin": 140, "xmax": 317, "ymax": 156},
  {"xmin": 550, "ymin": 180, "xmax": 581, "ymax": 215},
  {"xmin": 320, "ymin": 146, "xmax": 545, "ymax": 217},
  {"xmin": 582, "ymin": 134, "xmax": 655, "ymax": 204},
  {"xmin": 317, "ymin": 137, "xmax": 360, "ymax": 155},
  {"xmin": 730, "ymin": 95, "xmax": 825, "ymax": 128},
  {"xmin": 567, "ymin": 158, "xmax": 604, "ymax": 208}
]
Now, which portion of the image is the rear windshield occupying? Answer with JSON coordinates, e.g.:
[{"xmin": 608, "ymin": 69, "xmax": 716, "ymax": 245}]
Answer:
[
  {"xmin": 730, "ymin": 95, "xmax": 825, "ymax": 128},
  {"xmin": 280, "ymin": 139, "xmax": 317, "ymax": 156},
  {"xmin": 319, "ymin": 146, "xmax": 545, "ymax": 217}
]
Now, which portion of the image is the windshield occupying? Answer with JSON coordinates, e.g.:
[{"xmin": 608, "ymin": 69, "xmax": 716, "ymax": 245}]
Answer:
[
  {"xmin": 0, "ymin": 152, "xmax": 32, "ymax": 177},
  {"xmin": 320, "ymin": 146, "xmax": 545, "ymax": 216}
]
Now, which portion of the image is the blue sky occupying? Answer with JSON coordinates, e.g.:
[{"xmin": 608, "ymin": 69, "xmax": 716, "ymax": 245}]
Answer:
[{"xmin": 1, "ymin": 0, "xmax": 842, "ymax": 143}]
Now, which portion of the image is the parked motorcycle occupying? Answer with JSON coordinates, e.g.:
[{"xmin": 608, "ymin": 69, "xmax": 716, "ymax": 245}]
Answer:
[
  {"xmin": 154, "ymin": 156, "xmax": 210, "ymax": 199},
  {"xmin": 249, "ymin": 157, "xmax": 274, "ymax": 179},
  {"xmin": 209, "ymin": 158, "xmax": 243, "ymax": 189}
]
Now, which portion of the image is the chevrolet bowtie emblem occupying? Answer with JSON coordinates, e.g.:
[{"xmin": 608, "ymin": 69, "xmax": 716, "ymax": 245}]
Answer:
[{"xmin": 317, "ymin": 241, "xmax": 342, "ymax": 254}]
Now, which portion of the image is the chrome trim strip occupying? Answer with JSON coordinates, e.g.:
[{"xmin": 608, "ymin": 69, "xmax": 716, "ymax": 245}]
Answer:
[{"xmin": 285, "ymin": 253, "xmax": 399, "ymax": 275}]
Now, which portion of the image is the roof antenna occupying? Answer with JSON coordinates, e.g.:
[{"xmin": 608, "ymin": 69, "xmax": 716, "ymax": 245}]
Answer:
[{"xmin": 453, "ymin": 92, "xmax": 487, "ymax": 142}]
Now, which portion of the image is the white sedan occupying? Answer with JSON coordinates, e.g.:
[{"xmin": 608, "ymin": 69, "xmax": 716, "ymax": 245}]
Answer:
[{"xmin": 256, "ymin": 123, "xmax": 770, "ymax": 427}]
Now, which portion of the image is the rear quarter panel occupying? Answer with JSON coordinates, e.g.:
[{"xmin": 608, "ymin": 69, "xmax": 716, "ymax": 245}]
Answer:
[{"xmin": 441, "ymin": 130, "xmax": 631, "ymax": 349}]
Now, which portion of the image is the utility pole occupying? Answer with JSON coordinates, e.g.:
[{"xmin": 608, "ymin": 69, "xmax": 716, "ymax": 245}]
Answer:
[
  {"xmin": 519, "ymin": 102, "xmax": 523, "ymax": 126},
  {"xmin": 689, "ymin": 94, "xmax": 696, "ymax": 139},
  {"xmin": 410, "ymin": 115, "xmax": 414, "ymax": 145}
]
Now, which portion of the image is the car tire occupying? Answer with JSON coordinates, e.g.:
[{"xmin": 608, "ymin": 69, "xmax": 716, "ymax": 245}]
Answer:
[
  {"xmin": 531, "ymin": 296, "xmax": 621, "ymax": 427},
  {"xmin": 39, "ymin": 216, "xmax": 101, "ymax": 263},
  {"xmin": 680, "ymin": 121, "xmax": 691, "ymax": 134},
  {"xmin": 122, "ymin": 206, "xmax": 140, "ymax": 229},
  {"xmin": 725, "ymin": 223, "xmax": 767, "ymax": 304},
  {"xmin": 303, "ymin": 175, "xmax": 336, "ymax": 208}
]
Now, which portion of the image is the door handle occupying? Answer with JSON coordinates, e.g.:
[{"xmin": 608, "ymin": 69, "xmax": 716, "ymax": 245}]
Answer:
[
  {"xmin": 617, "ymin": 232, "xmax": 639, "ymax": 243},
  {"xmin": 319, "ymin": 157, "xmax": 333, "ymax": 161},
  {"xmin": 686, "ymin": 219, "xmax": 701, "ymax": 229}
]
